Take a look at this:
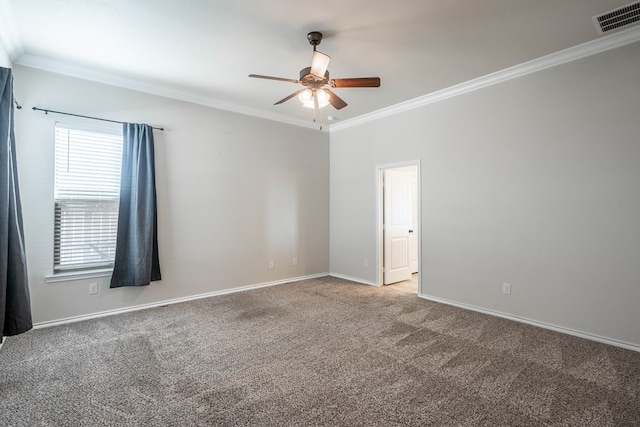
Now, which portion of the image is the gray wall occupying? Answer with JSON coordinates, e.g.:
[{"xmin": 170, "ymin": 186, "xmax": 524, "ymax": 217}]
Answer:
[
  {"xmin": 13, "ymin": 65, "xmax": 330, "ymax": 324},
  {"xmin": 330, "ymin": 42, "xmax": 640, "ymax": 347},
  {"xmin": 10, "ymin": 40, "xmax": 640, "ymax": 348}
]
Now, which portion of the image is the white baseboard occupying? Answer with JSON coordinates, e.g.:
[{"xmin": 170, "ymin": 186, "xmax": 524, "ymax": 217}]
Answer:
[
  {"xmin": 32, "ymin": 273, "xmax": 638, "ymax": 353},
  {"xmin": 329, "ymin": 273, "xmax": 378, "ymax": 287},
  {"xmin": 419, "ymin": 294, "xmax": 640, "ymax": 353},
  {"xmin": 33, "ymin": 273, "xmax": 329, "ymax": 329}
]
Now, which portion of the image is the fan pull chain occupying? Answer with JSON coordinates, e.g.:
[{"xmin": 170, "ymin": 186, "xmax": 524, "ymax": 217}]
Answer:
[
  {"xmin": 313, "ymin": 91, "xmax": 319, "ymax": 123},
  {"xmin": 312, "ymin": 90, "xmax": 323, "ymax": 130}
]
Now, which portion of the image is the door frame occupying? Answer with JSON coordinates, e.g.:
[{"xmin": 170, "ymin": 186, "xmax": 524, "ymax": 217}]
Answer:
[{"xmin": 376, "ymin": 160, "xmax": 422, "ymax": 294}]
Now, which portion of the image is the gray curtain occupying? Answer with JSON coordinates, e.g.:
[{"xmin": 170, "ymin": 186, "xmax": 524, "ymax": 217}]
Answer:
[
  {"xmin": 0, "ymin": 67, "xmax": 32, "ymax": 338},
  {"xmin": 110, "ymin": 123, "xmax": 161, "ymax": 288}
]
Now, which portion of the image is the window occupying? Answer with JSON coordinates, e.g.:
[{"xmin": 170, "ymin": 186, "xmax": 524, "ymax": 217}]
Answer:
[{"xmin": 53, "ymin": 123, "xmax": 123, "ymax": 272}]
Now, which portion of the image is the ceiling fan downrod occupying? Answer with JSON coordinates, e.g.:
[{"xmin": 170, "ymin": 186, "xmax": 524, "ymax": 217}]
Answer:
[{"xmin": 307, "ymin": 31, "xmax": 323, "ymax": 51}]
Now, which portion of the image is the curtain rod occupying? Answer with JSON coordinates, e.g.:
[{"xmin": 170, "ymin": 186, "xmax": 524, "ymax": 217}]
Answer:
[{"xmin": 31, "ymin": 107, "xmax": 165, "ymax": 131}]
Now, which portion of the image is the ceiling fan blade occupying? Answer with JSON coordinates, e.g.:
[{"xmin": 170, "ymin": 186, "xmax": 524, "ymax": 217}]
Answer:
[
  {"xmin": 330, "ymin": 77, "xmax": 381, "ymax": 88},
  {"xmin": 274, "ymin": 89, "xmax": 306, "ymax": 105},
  {"xmin": 326, "ymin": 89, "xmax": 348, "ymax": 110},
  {"xmin": 249, "ymin": 74, "xmax": 300, "ymax": 83},
  {"xmin": 310, "ymin": 51, "xmax": 330, "ymax": 78}
]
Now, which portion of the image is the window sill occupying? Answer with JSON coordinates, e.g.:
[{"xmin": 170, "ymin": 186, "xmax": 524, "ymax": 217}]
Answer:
[{"xmin": 45, "ymin": 268, "xmax": 113, "ymax": 283}]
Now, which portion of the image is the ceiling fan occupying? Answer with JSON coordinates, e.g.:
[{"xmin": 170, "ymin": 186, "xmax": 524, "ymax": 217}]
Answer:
[{"xmin": 249, "ymin": 31, "xmax": 380, "ymax": 113}]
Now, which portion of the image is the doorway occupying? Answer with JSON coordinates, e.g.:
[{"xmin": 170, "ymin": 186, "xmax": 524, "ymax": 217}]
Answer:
[{"xmin": 377, "ymin": 162, "xmax": 420, "ymax": 294}]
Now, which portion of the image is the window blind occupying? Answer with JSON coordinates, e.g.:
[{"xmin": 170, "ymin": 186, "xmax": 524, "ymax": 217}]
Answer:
[{"xmin": 54, "ymin": 123, "xmax": 123, "ymax": 271}]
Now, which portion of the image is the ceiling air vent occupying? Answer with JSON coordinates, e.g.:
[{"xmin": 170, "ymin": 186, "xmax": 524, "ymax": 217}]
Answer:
[{"xmin": 593, "ymin": 1, "xmax": 640, "ymax": 34}]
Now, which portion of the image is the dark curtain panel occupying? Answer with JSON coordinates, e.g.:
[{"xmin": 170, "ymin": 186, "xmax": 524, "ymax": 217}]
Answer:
[
  {"xmin": 0, "ymin": 67, "xmax": 32, "ymax": 338},
  {"xmin": 110, "ymin": 123, "xmax": 161, "ymax": 288}
]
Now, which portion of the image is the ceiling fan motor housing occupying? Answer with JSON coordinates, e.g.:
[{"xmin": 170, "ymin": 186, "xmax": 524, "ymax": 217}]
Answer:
[
  {"xmin": 307, "ymin": 31, "xmax": 323, "ymax": 47},
  {"xmin": 300, "ymin": 66, "xmax": 329, "ymax": 84}
]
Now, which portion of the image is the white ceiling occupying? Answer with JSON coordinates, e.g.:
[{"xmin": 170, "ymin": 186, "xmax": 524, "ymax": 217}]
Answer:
[{"xmin": 1, "ymin": 0, "xmax": 638, "ymax": 129}]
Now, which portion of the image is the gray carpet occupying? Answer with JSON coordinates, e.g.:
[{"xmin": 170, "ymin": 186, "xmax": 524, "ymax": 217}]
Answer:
[{"xmin": 1, "ymin": 276, "xmax": 639, "ymax": 426}]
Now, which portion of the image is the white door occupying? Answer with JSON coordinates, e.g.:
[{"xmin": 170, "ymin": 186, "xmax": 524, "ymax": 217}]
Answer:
[
  {"xmin": 408, "ymin": 171, "xmax": 419, "ymax": 273},
  {"xmin": 383, "ymin": 169, "xmax": 412, "ymax": 285}
]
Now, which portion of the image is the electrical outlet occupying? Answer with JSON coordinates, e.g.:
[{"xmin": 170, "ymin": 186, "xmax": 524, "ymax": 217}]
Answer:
[
  {"xmin": 293, "ymin": 257, "xmax": 298, "ymax": 266},
  {"xmin": 503, "ymin": 283, "xmax": 511, "ymax": 295},
  {"xmin": 269, "ymin": 261, "xmax": 274, "ymax": 269},
  {"xmin": 89, "ymin": 283, "xmax": 98, "ymax": 295},
  {"xmin": 364, "ymin": 259, "xmax": 369, "ymax": 267}
]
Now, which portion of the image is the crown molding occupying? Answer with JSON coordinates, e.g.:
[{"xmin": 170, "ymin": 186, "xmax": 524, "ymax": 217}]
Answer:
[
  {"xmin": 7, "ymin": 9, "xmax": 639, "ymax": 133},
  {"xmin": 0, "ymin": 0, "xmax": 24, "ymax": 60},
  {"xmin": 3, "ymin": 0, "xmax": 320, "ymax": 130},
  {"xmin": 14, "ymin": 54, "xmax": 324, "ymax": 131},
  {"xmin": 329, "ymin": 25, "xmax": 640, "ymax": 132}
]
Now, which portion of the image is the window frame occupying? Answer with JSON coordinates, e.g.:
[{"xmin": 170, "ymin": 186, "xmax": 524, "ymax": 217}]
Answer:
[{"xmin": 51, "ymin": 121, "xmax": 124, "ymax": 276}]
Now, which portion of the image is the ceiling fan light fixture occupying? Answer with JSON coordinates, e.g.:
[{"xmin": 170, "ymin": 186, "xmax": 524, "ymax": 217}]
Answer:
[
  {"xmin": 316, "ymin": 89, "xmax": 330, "ymax": 108},
  {"xmin": 298, "ymin": 88, "xmax": 312, "ymax": 105},
  {"xmin": 298, "ymin": 88, "xmax": 330, "ymax": 109},
  {"xmin": 310, "ymin": 51, "xmax": 330, "ymax": 78}
]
